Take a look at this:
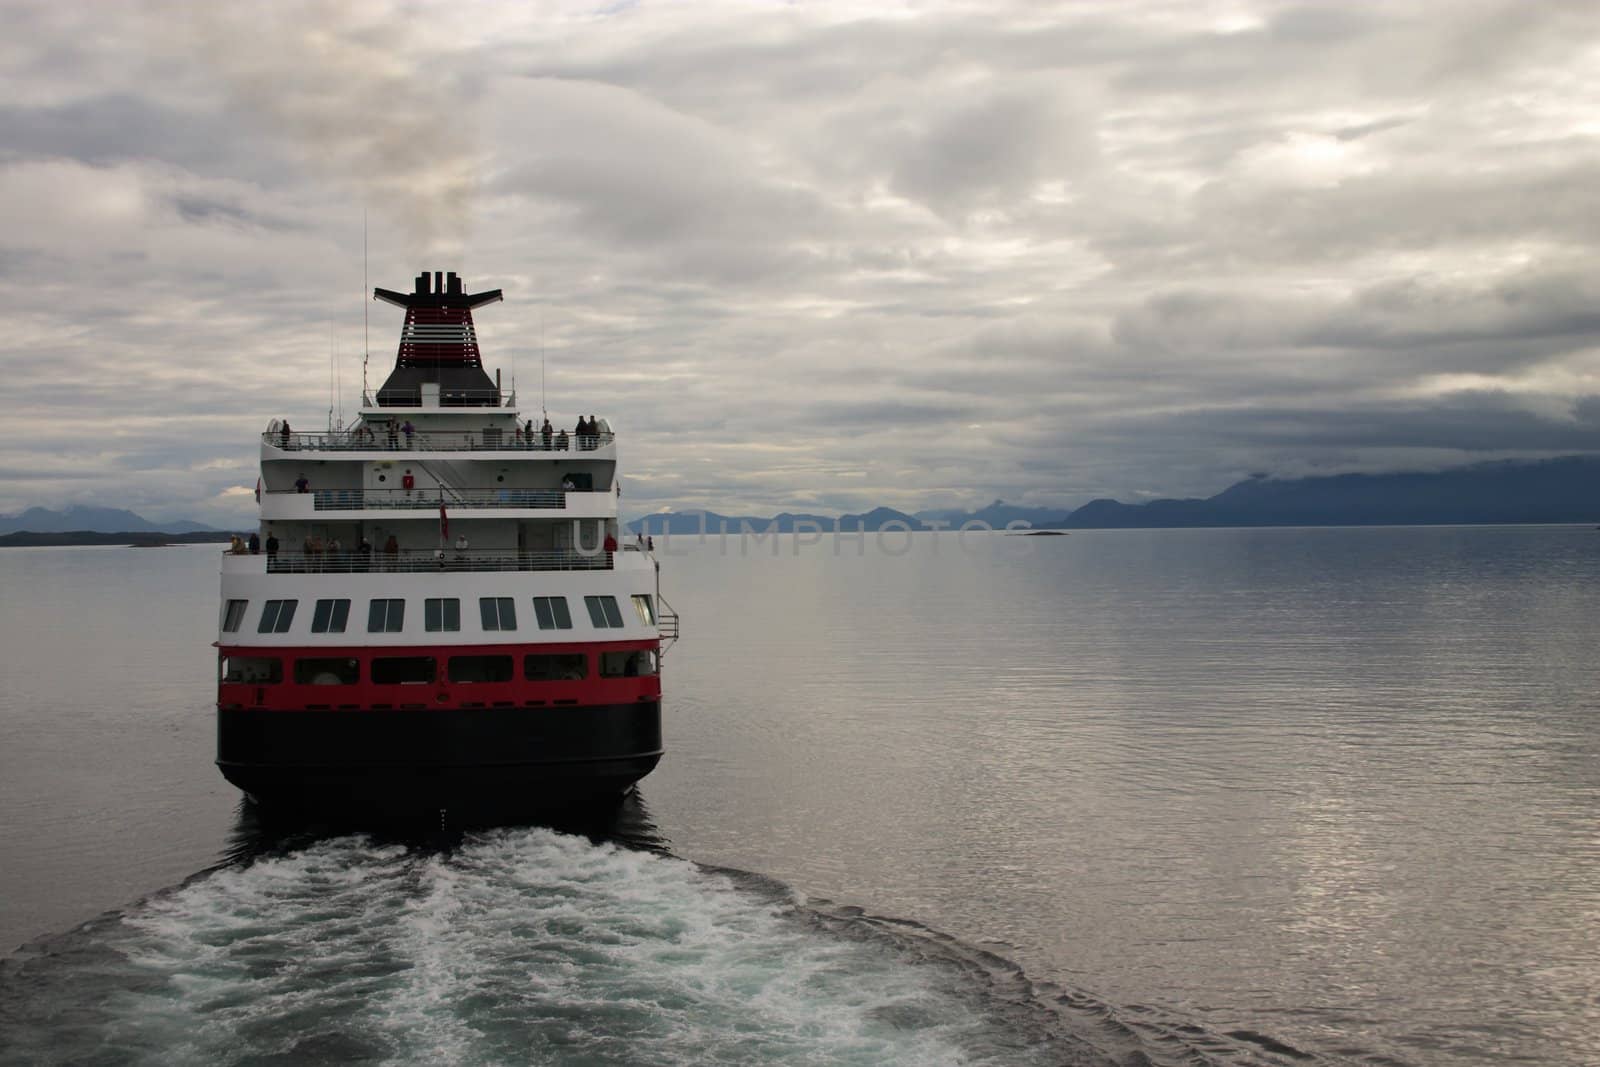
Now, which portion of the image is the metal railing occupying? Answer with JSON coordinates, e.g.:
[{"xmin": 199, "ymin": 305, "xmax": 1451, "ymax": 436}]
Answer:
[
  {"xmin": 656, "ymin": 592, "xmax": 681, "ymax": 654},
  {"xmin": 265, "ymin": 430, "xmax": 614, "ymax": 453},
  {"xmin": 307, "ymin": 488, "xmax": 570, "ymax": 511},
  {"xmin": 263, "ymin": 550, "xmax": 615, "ymax": 573}
]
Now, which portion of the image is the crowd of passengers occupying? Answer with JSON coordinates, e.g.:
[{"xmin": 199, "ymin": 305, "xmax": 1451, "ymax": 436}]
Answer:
[{"xmin": 275, "ymin": 416, "xmax": 609, "ymax": 451}]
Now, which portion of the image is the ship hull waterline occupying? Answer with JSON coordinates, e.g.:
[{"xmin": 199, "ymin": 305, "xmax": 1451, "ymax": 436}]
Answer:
[{"xmin": 217, "ymin": 701, "xmax": 662, "ymax": 818}]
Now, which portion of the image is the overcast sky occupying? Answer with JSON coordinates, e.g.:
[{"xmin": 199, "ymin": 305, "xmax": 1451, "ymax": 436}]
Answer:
[{"xmin": 4, "ymin": 0, "xmax": 1600, "ymax": 525}]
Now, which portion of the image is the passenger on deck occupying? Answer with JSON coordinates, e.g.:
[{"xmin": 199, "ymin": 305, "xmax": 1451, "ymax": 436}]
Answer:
[
  {"xmin": 561, "ymin": 476, "xmax": 577, "ymax": 491},
  {"xmin": 229, "ymin": 535, "xmax": 245, "ymax": 554},
  {"xmin": 401, "ymin": 420, "xmax": 415, "ymax": 448},
  {"xmin": 248, "ymin": 531, "xmax": 260, "ymax": 554},
  {"xmin": 265, "ymin": 530, "xmax": 279, "ymax": 556},
  {"xmin": 555, "ymin": 428, "xmax": 568, "ymax": 451},
  {"xmin": 603, "ymin": 532, "xmax": 617, "ymax": 555},
  {"xmin": 295, "ymin": 474, "xmax": 310, "ymax": 493},
  {"xmin": 541, "ymin": 418, "xmax": 553, "ymax": 449},
  {"xmin": 357, "ymin": 536, "xmax": 372, "ymax": 571},
  {"xmin": 280, "ymin": 420, "xmax": 291, "ymax": 448},
  {"xmin": 387, "ymin": 421, "xmax": 398, "ymax": 449},
  {"xmin": 382, "ymin": 535, "xmax": 399, "ymax": 568}
]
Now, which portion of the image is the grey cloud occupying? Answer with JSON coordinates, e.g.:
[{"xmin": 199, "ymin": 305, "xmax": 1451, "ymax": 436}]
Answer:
[
  {"xmin": 488, "ymin": 78, "xmax": 839, "ymax": 282},
  {"xmin": 1268, "ymin": 4, "xmax": 1385, "ymax": 44},
  {"xmin": 1306, "ymin": 272, "xmax": 1600, "ymax": 352},
  {"xmin": 806, "ymin": 399, "xmax": 980, "ymax": 430},
  {"xmin": 149, "ymin": 1, "xmax": 487, "ymax": 259},
  {"xmin": 5, "ymin": 1, "xmax": 1600, "ymax": 523},
  {"xmin": 171, "ymin": 195, "xmax": 299, "ymax": 232},
  {"xmin": 884, "ymin": 80, "xmax": 1095, "ymax": 217},
  {"xmin": 1119, "ymin": 393, "xmax": 1600, "ymax": 454},
  {"xmin": 0, "ymin": 95, "xmax": 233, "ymax": 168},
  {"xmin": 1182, "ymin": 161, "xmax": 1600, "ymax": 265},
  {"xmin": 1100, "ymin": 270, "xmax": 1600, "ymax": 392},
  {"xmin": 1333, "ymin": 117, "xmax": 1413, "ymax": 142}
]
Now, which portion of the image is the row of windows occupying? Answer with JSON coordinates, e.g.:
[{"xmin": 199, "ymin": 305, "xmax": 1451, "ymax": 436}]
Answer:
[
  {"xmin": 221, "ymin": 649, "xmax": 657, "ymax": 685},
  {"xmin": 222, "ymin": 594, "xmax": 654, "ymax": 635}
]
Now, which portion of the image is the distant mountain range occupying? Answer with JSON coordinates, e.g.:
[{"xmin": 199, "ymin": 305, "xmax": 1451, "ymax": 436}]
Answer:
[
  {"xmin": 0, "ymin": 506, "xmax": 217, "ymax": 536},
  {"xmin": 1062, "ymin": 456, "xmax": 1600, "ymax": 528},
  {"xmin": 8, "ymin": 456, "xmax": 1596, "ymax": 542},
  {"xmin": 629, "ymin": 456, "xmax": 1600, "ymax": 534},
  {"xmin": 631, "ymin": 506, "xmax": 932, "ymax": 535}
]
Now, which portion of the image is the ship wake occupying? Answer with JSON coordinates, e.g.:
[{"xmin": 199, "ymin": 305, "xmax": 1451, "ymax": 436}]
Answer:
[{"xmin": 0, "ymin": 829, "xmax": 1314, "ymax": 1066}]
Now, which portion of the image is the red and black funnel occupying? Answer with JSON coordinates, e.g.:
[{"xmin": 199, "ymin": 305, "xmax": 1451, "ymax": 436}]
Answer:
[{"xmin": 373, "ymin": 271, "xmax": 505, "ymax": 407}]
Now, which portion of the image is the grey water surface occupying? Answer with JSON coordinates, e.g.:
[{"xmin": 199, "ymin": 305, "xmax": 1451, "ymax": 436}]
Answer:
[{"xmin": 1, "ymin": 528, "xmax": 1597, "ymax": 1065}]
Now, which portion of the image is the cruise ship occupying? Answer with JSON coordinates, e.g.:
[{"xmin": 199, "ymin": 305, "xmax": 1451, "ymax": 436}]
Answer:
[{"xmin": 215, "ymin": 270, "xmax": 677, "ymax": 818}]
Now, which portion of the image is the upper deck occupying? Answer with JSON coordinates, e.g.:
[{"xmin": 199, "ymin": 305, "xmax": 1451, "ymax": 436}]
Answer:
[{"xmin": 264, "ymin": 427, "xmax": 615, "ymax": 455}]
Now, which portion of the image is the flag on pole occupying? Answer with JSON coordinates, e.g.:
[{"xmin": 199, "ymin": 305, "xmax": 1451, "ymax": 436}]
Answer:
[
  {"xmin": 254, "ymin": 477, "xmax": 261, "ymax": 504},
  {"xmin": 440, "ymin": 502, "xmax": 449, "ymax": 541}
]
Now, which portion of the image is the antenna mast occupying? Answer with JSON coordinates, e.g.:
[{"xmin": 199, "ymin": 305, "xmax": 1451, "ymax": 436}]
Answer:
[
  {"xmin": 327, "ymin": 324, "xmax": 339, "ymax": 431},
  {"xmin": 361, "ymin": 209, "xmax": 370, "ymax": 405},
  {"xmin": 335, "ymin": 335, "xmax": 343, "ymax": 429}
]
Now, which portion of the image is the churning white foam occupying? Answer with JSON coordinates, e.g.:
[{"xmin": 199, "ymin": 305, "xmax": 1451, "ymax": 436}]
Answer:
[{"xmin": 3, "ymin": 831, "xmax": 1080, "ymax": 1066}]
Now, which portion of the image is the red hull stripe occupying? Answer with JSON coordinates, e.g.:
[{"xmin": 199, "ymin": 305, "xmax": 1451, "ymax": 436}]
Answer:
[{"xmin": 218, "ymin": 639, "xmax": 660, "ymax": 713}]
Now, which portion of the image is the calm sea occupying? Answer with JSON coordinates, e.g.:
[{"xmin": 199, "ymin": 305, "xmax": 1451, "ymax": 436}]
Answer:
[{"xmin": 1, "ymin": 527, "xmax": 1597, "ymax": 1065}]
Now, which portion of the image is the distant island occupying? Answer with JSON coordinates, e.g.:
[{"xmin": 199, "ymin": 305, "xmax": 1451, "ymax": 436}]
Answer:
[
  {"xmin": 0, "ymin": 530, "xmax": 233, "ymax": 548},
  {"xmin": 0, "ymin": 505, "xmax": 218, "ymax": 537},
  {"xmin": 0, "ymin": 506, "xmax": 227, "ymax": 547},
  {"xmin": 628, "ymin": 455, "xmax": 1600, "ymax": 534}
]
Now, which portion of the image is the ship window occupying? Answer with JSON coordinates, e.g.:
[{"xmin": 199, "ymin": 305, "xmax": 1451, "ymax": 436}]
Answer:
[
  {"xmin": 368, "ymin": 598, "xmax": 405, "ymax": 633},
  {"xmin": 371, "ymin": 656, "xmax": 433, "ymax": 684},
  {"xmin": 221, "ymin": 599, "xmax": 248, "ymax": 633},
  {"xmin": 533, "ymin": 596, "xmax": 573, "ymax": 630},
  {"xmin": 631, "ymin": 594, "xmax": 656, "ymax": 626},
  {"xmin": 584, "ymin": 595, "xmax": 625, "ymax": 628},
  {"xmin": 311, "ymin": 599, "xmax": 350, "ymax": 633},
  {"xmin": 221, "ymin": 656, "xmax": 282, "ymax": 684},
  {"xmin": 425, "ymin": 598, "xmax": 461, "ymax": 632},
  {"xmin": 524, "ymin": 653, "xmax": 587, "ymax": 681},
  {"xmin": 479, "ymin": 597, "xmax": 517, "ymax": 631},
  {"xmin": 258, "ymin": 599, "xmax": 298, "ymax": 633},
  {"xmin": 600, "ymin": 650, "xmax": 657, "ymax": 677},
  {"xmin": 294, "ymin": 658, "xmax": 360, "ymax": 685},
  {"xmin": 448, "ymin": 655, "xmax": 513, "ymax": 683}
]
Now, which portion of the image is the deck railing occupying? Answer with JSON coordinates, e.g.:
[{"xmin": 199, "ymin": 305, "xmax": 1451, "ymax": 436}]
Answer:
[
  {"xmin": 263, "ymin": 550, "xmax": 616, "ymax": 573},
  {"xmin": 307, "ymin": 488, "xmax": 571, "ymax": 511},
  {"xmin": 265, "ymin": 430, "xmax": 614, "ymax": 453}
]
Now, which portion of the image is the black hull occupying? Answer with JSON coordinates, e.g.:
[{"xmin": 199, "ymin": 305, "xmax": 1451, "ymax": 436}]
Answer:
[{"xmin": 217, "ymin": 702, "xmax": 661, "ymax": 820}]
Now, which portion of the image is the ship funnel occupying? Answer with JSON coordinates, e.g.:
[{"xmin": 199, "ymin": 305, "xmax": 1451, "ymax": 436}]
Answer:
[{"xmin": 372, "ymin": 270, "xmax": 507, "ymax": 407}]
